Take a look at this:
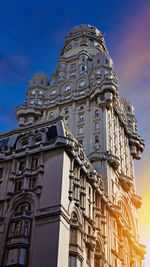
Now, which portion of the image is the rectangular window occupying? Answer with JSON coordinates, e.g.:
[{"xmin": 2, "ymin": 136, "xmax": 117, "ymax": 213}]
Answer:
[
  {"xmin": 29, "ymin": 177, "xmax": 36, "ymax": 189},
  {"xmin": 31, "ymin": 157, "xmax": 38, "ymax": 169},
  {"xmin": 19, "ymin": 248, "xmax": 26, "ymax": 265},
  {"xmin": 14, "ymin": 221, "xmax": 21, "ymax": 237},
  {"xmin": 95, "ymin": 123, "xmax": 99, "ymax": 129},
  {"xmin": 18, "ymin": 161, "xmax": 25, "ymax": 173},
  {"xmin": 70, "ymin": 228, "xmax": 77, "ymax": 244},
  {"xmin": 95, "ymin": 135, "xmax": 99, "ymax": 143},
  {"xmin": 79, "ymin": 115, "xmax": 84, "ymax": 121},
  {"xmin": 14, "ymin": 180, "xmax": 22, "ymax": 192},
  {"xmin": 6, "ymin": 248, "xmax": 19, "ymax": 265},
  {"xmin": 22, "ymin": 221, "xmax": 30, "ymax": 237},
  {"xmin": 77, "ymin": 231, "xmax": 82, "ymax": 247},
  {"xmin": 95, "ymin": 110, "xmax": 99, "ymax": 116},
  {"xmin": 9, "ymin": 221, "xmax": 21, "ymax": 237},
  {"xmin": 78, "ymin": 128, "xmax": 83, "ymax": 134},
  {"xmin": 73, "ymin": 165, "xmax": 78, "ymax": 178},
  {"xmin": 69, "ymin": 256, "xmax": 76, "ymax": 267}
]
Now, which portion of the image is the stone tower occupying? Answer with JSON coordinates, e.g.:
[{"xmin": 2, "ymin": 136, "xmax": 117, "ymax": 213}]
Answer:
[
  {"xmin": 16, "ymin": 24, "xmax": 144, "ymax": 195},
  {"xmin": 0, "ymin": 25, "xmax": 145, "ymax": 267}
]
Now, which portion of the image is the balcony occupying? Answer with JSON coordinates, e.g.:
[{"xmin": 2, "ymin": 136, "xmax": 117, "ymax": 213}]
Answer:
[
  {"xmin": 131, "ymin": 193, "xmax": 142, "ymax": 209},
  {"xmin": 85, "ymin": 234, "xmax": 96, "ymax": 249}
]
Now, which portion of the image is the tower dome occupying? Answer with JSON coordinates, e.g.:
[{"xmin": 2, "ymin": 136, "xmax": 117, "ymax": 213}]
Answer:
[
  {"xmin": 61, "ymin": 24, "xmax": 108, "ymax": 57},
  {"xmin": 29, "ymin": 71, "xmax": 49, "ymax": 88}
]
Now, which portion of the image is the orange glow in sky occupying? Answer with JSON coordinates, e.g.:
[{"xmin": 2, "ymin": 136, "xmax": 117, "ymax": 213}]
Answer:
[
  {"xmin": 137, "ymin": 188, "xmax": 150, "ymax": 266},
  {"xmin": 114, "ymin": 3, "xmax": 150, "ymax": 266}
]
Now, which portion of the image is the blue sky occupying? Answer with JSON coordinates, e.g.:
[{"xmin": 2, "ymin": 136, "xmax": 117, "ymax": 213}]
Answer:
[
  {"xmin": 0, "ymin": 0, "xmax": 150, "ymax": 264},
  {"xmin": 0, "ymin": 0, "xmax": 149, "ymax": 133}
]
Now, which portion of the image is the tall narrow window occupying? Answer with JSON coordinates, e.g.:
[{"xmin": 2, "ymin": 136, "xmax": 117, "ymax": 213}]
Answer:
[
  {"xmin": 18, "ymin": 161, "xmax": 25, "ymax": 174},
  {"xmin": 31, "ymin": 157, "xmax": 38, "ymax": 169},
  {"xmin": 78, "ymin": 127, "xmax": 83, "ymax": 135},
  {"xmin": 79, "ymin": 115, "xmax": 84, "ymax": 121},
  {"xmin": 29, "ymin": 177, "xmax": 36, "ymax": 189},
  {"xmin": 95, "ymin": 110, "xmax": 99, "ymax": 117},
  {"xmin": 69, "ymin": 212, "xmax": 82, "ymax": 267},
  {"xmin": 95, "ymin": 123, "xmax": 99, "ymax": 129},
  {"xmin": 95, "ymin": 135, "xmax": 99, "ymax": 143},
  {"xmin": 14, "ymin": 221, "xmax": 21, "ymax": 237},
  {"xmin": 22, "ymin": 221, "xmax": 30, "ymax": 237},
  {"xmin": 3, "ymin": 202, "xmax": 32, "ymax": 267},
  {"xmin": 69, "ymin": 256, "xmax": 76, "ymax": 267},
  {"xmin": 6, "ymin": 249, "xmax": 19, "ymax": 265},
  {"xmin": 14, "ymin": 180, "xmax": 22, "ymax": 192}
]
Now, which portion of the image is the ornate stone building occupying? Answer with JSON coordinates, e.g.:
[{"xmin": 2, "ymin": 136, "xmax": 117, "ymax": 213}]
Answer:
[{"xmin": 0, "ymin": 25, "xmax": 146, "ymax": 267}]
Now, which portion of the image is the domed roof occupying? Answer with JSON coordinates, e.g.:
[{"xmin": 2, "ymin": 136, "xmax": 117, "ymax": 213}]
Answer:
[
  {"xmin": 61, "ymin": 24, "xmax": 108, "ymax": 56},
  {"xmin": 67, "ymin": 24, "xmax": 102, "ymax": 38},
  {"xmin": 29, "ymin": 71, "xmax": 49, "ymax": 88}
]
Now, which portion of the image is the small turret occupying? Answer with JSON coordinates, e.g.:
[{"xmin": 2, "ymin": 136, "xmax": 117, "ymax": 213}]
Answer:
[
  {"xmin": 16, "ymin": 72, "xmax": 49, "ymax": 126},
  {"xmin": 121, "ymin": 98, "xmax": 137, "ymax": 133}
]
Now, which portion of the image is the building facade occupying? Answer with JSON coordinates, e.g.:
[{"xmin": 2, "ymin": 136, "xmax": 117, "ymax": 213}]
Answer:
[{"xmin": 0, "ymin": 25, "xmax": 146, "ymax": 267}]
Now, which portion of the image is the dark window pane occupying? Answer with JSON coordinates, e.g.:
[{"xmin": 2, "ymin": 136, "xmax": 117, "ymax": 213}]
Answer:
[
  {"xmin": 6, "ymin": 249, "xmax": 19, "ymax": 265},
  {"xmin": 22, "ymin": 221, "xmax": 29, "ymax": 237},
  {"xmin": 69, "ymin": 256, "xmax": 76, "ymax": 267},
  {"xmin": 14, "ymin": 180, "xmax": 22, "ymax": 192},
  {"xmin": 14, "ymin": 221, "xmax": 21, "ymax": 236},
  {"xmin": 19, "ymin": 248, "xmax": 26, "ymax": 265},
  {"xmin": 31, "ymin": 157, "xmax": 38, "ymax": 169}
]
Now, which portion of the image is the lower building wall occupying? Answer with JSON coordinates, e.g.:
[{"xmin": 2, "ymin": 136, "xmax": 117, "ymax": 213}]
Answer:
[
  {"xmin": 29, "ymin": 218, "xmax": 60, "ymax": 267},
  {"xmin": 57, "ymin": 216, "xmax": 70, "ymax": 267}
]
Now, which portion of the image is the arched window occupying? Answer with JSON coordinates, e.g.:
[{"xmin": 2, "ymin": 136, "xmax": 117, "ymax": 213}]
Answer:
[
  {"xmin": 69, "ymin": 211, "xmax": 82, "ymax": 267},
  {"xmin": 3, "ymin": 202, "xmax": 32, "ymax": 267}
]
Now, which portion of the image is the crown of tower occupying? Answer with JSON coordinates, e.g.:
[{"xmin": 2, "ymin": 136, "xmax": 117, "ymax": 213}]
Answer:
[{"xmin": 61, "ymin": 24, "xmax": 108, "ymax": 57}]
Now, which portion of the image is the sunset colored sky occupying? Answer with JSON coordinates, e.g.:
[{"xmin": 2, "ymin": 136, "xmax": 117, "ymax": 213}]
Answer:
[{"xmin": 0, "ymin": 0, "xmax": 149, "ymax": 265}]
